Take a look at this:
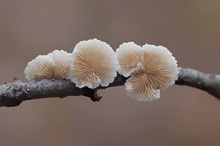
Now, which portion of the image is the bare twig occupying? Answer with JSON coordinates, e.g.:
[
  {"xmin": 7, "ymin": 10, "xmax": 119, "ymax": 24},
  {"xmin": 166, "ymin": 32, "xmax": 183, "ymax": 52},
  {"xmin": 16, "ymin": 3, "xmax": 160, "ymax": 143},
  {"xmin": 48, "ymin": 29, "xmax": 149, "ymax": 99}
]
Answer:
[
  {"xmin": 175, "ymin": 67, "xmax": 220, "ymax": 99},
  {"xmin": 0, "ymin": 67, "xmax": 219, "ymax": 107}
]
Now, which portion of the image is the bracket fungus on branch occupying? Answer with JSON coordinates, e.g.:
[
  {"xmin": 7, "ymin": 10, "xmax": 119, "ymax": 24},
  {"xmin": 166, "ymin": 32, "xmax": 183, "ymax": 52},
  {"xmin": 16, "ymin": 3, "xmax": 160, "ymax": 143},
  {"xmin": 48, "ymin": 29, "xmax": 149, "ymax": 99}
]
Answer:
[
  {"xmin": 24, "ymin": 39, "xmax": 179, "ymax": 103},
  {"xmin": 24, "ymin": 55, "xmax": 55, "ymax": 81},
  {"xmin": 47, "ymin": 50, "xmax": 72, "ymax": 79},
  {"xmin": 116, "ymin": 43, "xmax": 178, "ymax": 102},
  {"xmin": 24, "ymin": 50, "xmax": 72, "ymax": 81},
  {"xmin": 116, "ymin": 42, "xmax": 143, "ymax": 77},
  {"xmin": 69, "ymin": 39, "xmax": 118, "ymax": 89},
  {"xmin": 4, "ymin": 38, "xmax": 219, "ymax": 107}
]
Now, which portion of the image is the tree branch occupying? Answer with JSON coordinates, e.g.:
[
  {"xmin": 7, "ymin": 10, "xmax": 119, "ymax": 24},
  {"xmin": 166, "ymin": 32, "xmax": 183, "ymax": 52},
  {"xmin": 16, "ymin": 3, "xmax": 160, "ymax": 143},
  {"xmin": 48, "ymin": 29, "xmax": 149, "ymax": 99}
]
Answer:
[
  {"xmin": 0, "ymin": 67, "xmax": 219, "ymax": 107},
  {"xmin": 175, "ymin": 67, "xmax": 220, "ymax": 99}
]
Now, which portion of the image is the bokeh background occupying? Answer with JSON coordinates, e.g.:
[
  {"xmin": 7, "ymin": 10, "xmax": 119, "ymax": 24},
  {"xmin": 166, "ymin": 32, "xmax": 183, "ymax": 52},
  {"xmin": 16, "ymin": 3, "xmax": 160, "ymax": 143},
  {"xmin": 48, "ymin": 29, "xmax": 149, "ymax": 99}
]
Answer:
[{"xmin": 0, "ymin": 0, "xmax": 220, "ymax": 145}]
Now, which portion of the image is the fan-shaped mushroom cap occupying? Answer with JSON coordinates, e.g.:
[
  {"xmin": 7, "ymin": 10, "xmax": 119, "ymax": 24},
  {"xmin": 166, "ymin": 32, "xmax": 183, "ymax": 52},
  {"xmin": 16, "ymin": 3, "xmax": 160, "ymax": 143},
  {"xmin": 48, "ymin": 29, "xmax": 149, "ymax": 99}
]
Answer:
[
  {"xmin": 125, "ymin": 44, "xmax": 179, "ymax": 102},
  {"xmin": 70, "ymin": 38, "xmax": 118, "ymax": 89},
  {"xmin": 24, "ymin": 55, "xmax": 55, "ymax": 81},
  {"xmin": 47, "ymin": 50, "xmax": 72, "ymax": 79},
  {"xmin": 116, "ymin": 42, "xmax": 142, "ymax": 77}
]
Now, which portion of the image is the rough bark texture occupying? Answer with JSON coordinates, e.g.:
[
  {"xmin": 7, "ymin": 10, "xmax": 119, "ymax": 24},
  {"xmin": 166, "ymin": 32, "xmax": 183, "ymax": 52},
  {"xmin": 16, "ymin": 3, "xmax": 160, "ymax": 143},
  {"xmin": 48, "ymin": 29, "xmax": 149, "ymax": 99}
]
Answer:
[{"xmin": 0, "ymin": 67, "xmax": 219, "ymax": 107}]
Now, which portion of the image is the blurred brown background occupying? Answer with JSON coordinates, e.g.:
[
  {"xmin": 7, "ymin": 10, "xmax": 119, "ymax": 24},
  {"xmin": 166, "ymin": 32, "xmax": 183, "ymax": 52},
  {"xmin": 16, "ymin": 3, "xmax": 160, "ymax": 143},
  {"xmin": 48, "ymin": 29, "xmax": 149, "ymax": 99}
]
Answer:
[{"xmin": 0, "ymin": 0, "xmax": 220, "ymax": 146}]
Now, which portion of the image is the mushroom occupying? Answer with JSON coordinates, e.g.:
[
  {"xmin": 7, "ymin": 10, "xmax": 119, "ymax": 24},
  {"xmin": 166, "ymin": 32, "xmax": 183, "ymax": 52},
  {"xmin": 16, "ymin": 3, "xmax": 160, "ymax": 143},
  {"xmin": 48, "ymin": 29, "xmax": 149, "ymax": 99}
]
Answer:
[
  {"xmin": 24, "ymin": 50, "xmax": 72, "ymax": 81},
  {"xmin": 116, "ymin": 42, "xmax": 143, "ymax": 77},
  {"xmin": 24, "ymin": 55, "xmax": 55, "ymax": 81},
  {"xmin": 125, "ymin": 44, "xmax": 179, "ymax": 102},
  {"xmin": 69, "ymin": 38, "xmax": 118, "ymax": 89},
  {"xmin": 47, "ymin": 50, "xmax": 72, "ymax": 79}
]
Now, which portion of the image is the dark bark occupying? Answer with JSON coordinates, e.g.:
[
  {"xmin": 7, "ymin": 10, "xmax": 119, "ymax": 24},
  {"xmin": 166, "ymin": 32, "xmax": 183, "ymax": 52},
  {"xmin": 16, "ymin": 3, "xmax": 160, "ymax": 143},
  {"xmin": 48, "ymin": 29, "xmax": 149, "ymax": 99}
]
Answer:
[{"xmin": 0, "ymin": 67, "xmax": 219, "ymax": 107}]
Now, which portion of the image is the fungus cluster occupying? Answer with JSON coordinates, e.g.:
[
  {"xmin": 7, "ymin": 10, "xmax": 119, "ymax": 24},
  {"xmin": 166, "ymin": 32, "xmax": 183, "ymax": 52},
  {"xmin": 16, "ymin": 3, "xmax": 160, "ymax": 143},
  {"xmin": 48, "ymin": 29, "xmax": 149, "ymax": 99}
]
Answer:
[
  {"xmin": 24, "ymin": 39, "xmax": 178, "ymax": 102},
  {"xmin": 24, "ymin": 50, "xmax": 72, "ymax": 81},
  {"xmin": 116, "ymin": 43, "xmax": 178, "ymax": 102}
]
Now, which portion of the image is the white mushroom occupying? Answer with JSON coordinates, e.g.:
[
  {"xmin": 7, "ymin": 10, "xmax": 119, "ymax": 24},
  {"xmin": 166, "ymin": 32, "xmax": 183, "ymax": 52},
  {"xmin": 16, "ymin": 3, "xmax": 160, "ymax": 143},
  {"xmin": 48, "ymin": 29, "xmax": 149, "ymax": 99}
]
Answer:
[
  {"xmin": 24, "ymin": 55, "xmax": 55, "ymax": 81},
  {"xmin": 125, "ymin": 44, "xmax": 179, "ymax": 102},
  {"xmin": 47, "ymin": 50, "xmax": 72, "ymax": 79},
  {"xmin": 69, "ymin": 38, "xmax": 118, "ymax": 89},
  {"xmin": 116, "ymin": 42, "xmax": 142, "ymax": 77}
]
